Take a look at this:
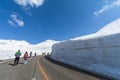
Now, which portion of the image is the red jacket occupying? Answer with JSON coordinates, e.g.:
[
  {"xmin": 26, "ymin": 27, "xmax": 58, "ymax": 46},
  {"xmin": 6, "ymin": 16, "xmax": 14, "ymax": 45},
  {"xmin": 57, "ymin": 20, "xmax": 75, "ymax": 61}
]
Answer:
[{"xmin": 24, "ymin": 52, "xmax": 28, "ymax": 58}]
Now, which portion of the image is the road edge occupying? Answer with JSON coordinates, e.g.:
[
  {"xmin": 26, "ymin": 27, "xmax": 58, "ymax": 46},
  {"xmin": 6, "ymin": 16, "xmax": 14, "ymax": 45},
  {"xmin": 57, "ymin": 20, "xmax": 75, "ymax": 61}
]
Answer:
[{"xmin": 44, "ymin": 55, "xmax": 116, "ymax": 80}]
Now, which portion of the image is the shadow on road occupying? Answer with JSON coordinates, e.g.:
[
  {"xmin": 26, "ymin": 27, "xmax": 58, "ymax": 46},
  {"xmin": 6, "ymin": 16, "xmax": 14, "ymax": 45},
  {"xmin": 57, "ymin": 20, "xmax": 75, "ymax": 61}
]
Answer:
[
  {"xmin": 8, "ymin": 62, "xmax": 24, "ymax": 66},
  {"xmin": 8, "ymin": 63, "xmax": 15, "ymax": 66},
  {"xmin": 18, "ymin": 62, "xmax": 24, "ymax": 64},
  {"xmin": 44, "ymin": 55, "xmax": 113, "ymax": 80}
]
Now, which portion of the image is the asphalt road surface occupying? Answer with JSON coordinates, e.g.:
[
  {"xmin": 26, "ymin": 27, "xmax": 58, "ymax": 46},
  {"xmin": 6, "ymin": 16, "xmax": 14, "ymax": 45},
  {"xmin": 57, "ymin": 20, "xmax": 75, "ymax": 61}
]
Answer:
[
  {"xmin": 0, "ymin": 56, "xmax": 103, "ymax": 80},
  {"xmin": 39, "ymin": 56, "xmax": 101, "ymax": 80}
]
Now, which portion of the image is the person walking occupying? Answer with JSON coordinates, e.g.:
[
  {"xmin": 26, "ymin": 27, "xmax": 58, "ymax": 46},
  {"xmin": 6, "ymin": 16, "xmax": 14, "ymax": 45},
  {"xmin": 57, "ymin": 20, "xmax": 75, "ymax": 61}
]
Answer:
[
  {"xmin": 14, "ymin": 50, "xmax": 22, "ymax": 65},
  {"xmin": 23, "ymin": 51, "xmax": 28, "ymax": 64},
  {"xmin": 34, "ymin": 52, "xmax": 36, "ymax": 57},
  {"xmin": 29, "ymin": 51, "xmax": 32, "ymax": 60}
]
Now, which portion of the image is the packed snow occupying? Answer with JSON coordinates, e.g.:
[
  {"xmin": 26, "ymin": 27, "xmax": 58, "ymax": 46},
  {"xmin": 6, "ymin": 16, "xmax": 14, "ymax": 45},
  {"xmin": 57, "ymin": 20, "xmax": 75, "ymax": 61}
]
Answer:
[
  {"xmin": 51, "ymin": 18, "xmax": 120, "ymax": 79},
  {"xmin": 0, "ymin": 39, "xmax": 58, "ymax": 60}
]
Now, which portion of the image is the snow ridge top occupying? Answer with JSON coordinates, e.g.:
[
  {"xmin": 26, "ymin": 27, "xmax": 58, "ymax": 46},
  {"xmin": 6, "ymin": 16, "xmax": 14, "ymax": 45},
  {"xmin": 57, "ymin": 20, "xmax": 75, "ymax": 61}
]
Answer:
[
  {"xmin": 71, "ymin": 18, "xmax": 120, "ymax": 41},
  {"xmin": 97, "ymin": 18, "xmax": 120, "ymax": 35}
]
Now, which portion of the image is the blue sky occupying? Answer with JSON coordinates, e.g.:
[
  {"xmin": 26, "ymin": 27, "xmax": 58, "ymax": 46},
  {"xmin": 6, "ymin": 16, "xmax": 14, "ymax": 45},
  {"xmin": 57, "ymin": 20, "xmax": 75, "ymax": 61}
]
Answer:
[{"xmin": 0, "ymin": 0, "xmax": 120, "ymax": 44}]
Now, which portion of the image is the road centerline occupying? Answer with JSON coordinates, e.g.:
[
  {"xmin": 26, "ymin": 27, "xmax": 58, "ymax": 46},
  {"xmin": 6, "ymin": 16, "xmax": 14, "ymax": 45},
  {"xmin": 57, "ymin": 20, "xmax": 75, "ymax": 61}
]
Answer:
[{"xmin": 37, "ymin": 58, "xmax": 49, "ymax": 80}]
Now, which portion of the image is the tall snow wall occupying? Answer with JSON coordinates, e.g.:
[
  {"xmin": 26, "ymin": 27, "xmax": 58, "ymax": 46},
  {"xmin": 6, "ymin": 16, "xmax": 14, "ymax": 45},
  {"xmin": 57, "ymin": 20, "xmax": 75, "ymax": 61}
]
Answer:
[{"xmin": 51, "ymin": 18, "xmax": 120, "ymax": 79}]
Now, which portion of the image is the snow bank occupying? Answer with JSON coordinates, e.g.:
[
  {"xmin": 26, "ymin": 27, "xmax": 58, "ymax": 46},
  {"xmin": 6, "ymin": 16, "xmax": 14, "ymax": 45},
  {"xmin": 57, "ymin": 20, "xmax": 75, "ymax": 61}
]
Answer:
[
  {"xmin": 51, "ymin": 18, "xmax": 120, "ymax": 79},
  {"xmin": 0, "ymin": 39, "xmax": 58, "ymax": 60}
]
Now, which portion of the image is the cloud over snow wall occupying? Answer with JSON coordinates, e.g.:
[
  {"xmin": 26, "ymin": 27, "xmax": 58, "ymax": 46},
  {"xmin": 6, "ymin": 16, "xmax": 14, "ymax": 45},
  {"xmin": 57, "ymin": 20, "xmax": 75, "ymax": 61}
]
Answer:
[{"xmin": 51, "ymin": 18, "xmax": 120, "ymax": 79}]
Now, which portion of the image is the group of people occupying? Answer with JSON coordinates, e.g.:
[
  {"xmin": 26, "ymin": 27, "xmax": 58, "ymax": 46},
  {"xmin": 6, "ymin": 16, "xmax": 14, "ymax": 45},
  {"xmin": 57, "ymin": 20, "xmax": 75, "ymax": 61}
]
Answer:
[{"xmin": 14, "ymin": 50, "xmax": 37, "ymax": 66}]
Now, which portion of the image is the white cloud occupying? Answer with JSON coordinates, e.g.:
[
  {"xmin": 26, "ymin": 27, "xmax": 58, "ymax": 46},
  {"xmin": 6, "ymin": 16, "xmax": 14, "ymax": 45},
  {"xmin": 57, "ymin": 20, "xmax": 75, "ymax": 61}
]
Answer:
[
  {"xmin": 8, "ymin": 13, "xmax": 24, "ymax": 27},
  {"xmin": 8, "ymin": 20, "xmax": 16, "ymax": 27},
  {"xmin": 94, "ymin": 0, "xmax": 120, "ymax": 16},
  {"xmin": 14, "ymin": 0, "xmax": 44, "ymax": 8},
  {"xmin": 24, "ymin": 7, "xmax": 32, "ymax": 16}
]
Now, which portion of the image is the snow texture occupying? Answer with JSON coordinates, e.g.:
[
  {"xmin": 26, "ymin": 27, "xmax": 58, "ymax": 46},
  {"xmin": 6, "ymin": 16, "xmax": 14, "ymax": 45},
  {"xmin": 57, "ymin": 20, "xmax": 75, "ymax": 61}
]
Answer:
[
  {"xmin": 51, "ymin": 18, "xmax": 120, "ymax": 79},
  {"xmin": 0, "ymin": 39, "xmax": 58, "ymax": 60}
]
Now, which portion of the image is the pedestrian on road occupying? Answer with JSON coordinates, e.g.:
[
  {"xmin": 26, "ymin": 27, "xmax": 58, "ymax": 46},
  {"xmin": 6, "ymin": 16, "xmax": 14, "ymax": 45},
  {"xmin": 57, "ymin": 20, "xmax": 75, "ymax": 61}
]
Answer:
[
  {"xmin": 14, "ymin": 50, "xmax": 22, "ymax": 65},
  {"xmin": 29, "ymin": 51, "xmax": 32, "ymax": 60},
  {"xmin": 34, "ymin": 52, "xmax": 36, "ymax": 57},
  {"xmin": 23, "ymin": 51, "xmax": 28, "ymax": 64}
]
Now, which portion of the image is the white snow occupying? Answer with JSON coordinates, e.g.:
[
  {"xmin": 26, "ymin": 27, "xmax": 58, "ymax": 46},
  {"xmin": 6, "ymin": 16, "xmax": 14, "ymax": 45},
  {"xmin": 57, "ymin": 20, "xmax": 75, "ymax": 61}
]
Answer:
[
  {"xmin": 51, "ymin": 18, "xmax": 120, "ymax": 79},
  {"xmin": 0, "ymin": 39, "xmax": 58, "ymax": 60},
  {"xmin": 1, "ymin": 18, "xmax": 120, "ymax": 79}
]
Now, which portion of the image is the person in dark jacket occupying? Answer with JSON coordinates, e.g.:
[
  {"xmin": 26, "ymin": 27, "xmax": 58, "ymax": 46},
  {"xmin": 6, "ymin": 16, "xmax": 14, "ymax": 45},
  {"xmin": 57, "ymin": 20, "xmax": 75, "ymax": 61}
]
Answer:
[
  {"xmin": 34, "ymin": 52, "xmax": 36, "ymax": 57},
  {"xmin": 14, "ymin": 50, "xmax": 22, "ymax": 65},
  {"xmin": 29, "ymin": 51, "xmax": 32, "ymax": 60}
]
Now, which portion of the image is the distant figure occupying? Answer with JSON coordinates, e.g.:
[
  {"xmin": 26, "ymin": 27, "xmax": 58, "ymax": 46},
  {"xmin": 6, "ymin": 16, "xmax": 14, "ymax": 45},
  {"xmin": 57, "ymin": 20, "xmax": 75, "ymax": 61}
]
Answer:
[
  {"xmin": 23, "ymin": 51, "xmax": 28, "ymax": 64},
  {"xmin": 34, "ymin": 52, "xmax": 37, "ymax": 57},
  {"xmin": 9, "ymin": 56, "xmax": 11, "ymax": 59},
  {"xmin": 29, "ymin": 51, "xmax": 32, "ymax": 60},
  {"xmin": 47, "ymin": 52, "xmax": 50, "ymax": 55},
  {"xmin": 14, "ymin": 50, "xmax": 22, "ymax": 65}
]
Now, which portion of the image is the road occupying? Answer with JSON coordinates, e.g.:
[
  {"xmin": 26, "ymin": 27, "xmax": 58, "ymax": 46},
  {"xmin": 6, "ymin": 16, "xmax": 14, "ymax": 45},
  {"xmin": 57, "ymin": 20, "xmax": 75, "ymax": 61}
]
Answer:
[
  {"xmin": 0, "ymin": 57, "xmax": 42, "ymax": 80},
  {"xmin": 0, "ymin": 56, "xmax": 103, "ymax": 80},
  {"xmin": 39, "ymin": 56, "xmax": 102, "ymax": 80}
]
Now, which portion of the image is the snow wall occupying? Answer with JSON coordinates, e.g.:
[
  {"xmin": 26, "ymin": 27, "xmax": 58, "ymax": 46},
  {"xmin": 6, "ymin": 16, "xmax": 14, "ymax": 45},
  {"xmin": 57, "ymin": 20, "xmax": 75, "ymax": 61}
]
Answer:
[{"xmin": 51, "ymin": 18, "xmax": 120, "ymax": 79}]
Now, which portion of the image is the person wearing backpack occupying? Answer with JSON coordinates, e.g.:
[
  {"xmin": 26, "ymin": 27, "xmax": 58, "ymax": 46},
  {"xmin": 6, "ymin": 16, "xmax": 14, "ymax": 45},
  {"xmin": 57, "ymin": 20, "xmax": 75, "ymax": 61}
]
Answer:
[
  {"xmin": 23, "ymin": 51, "xmax": 28, "ymax": 64},
  {"xmin": 14, "ymin": 50, "xmax": 22, "ymax": 65}
]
